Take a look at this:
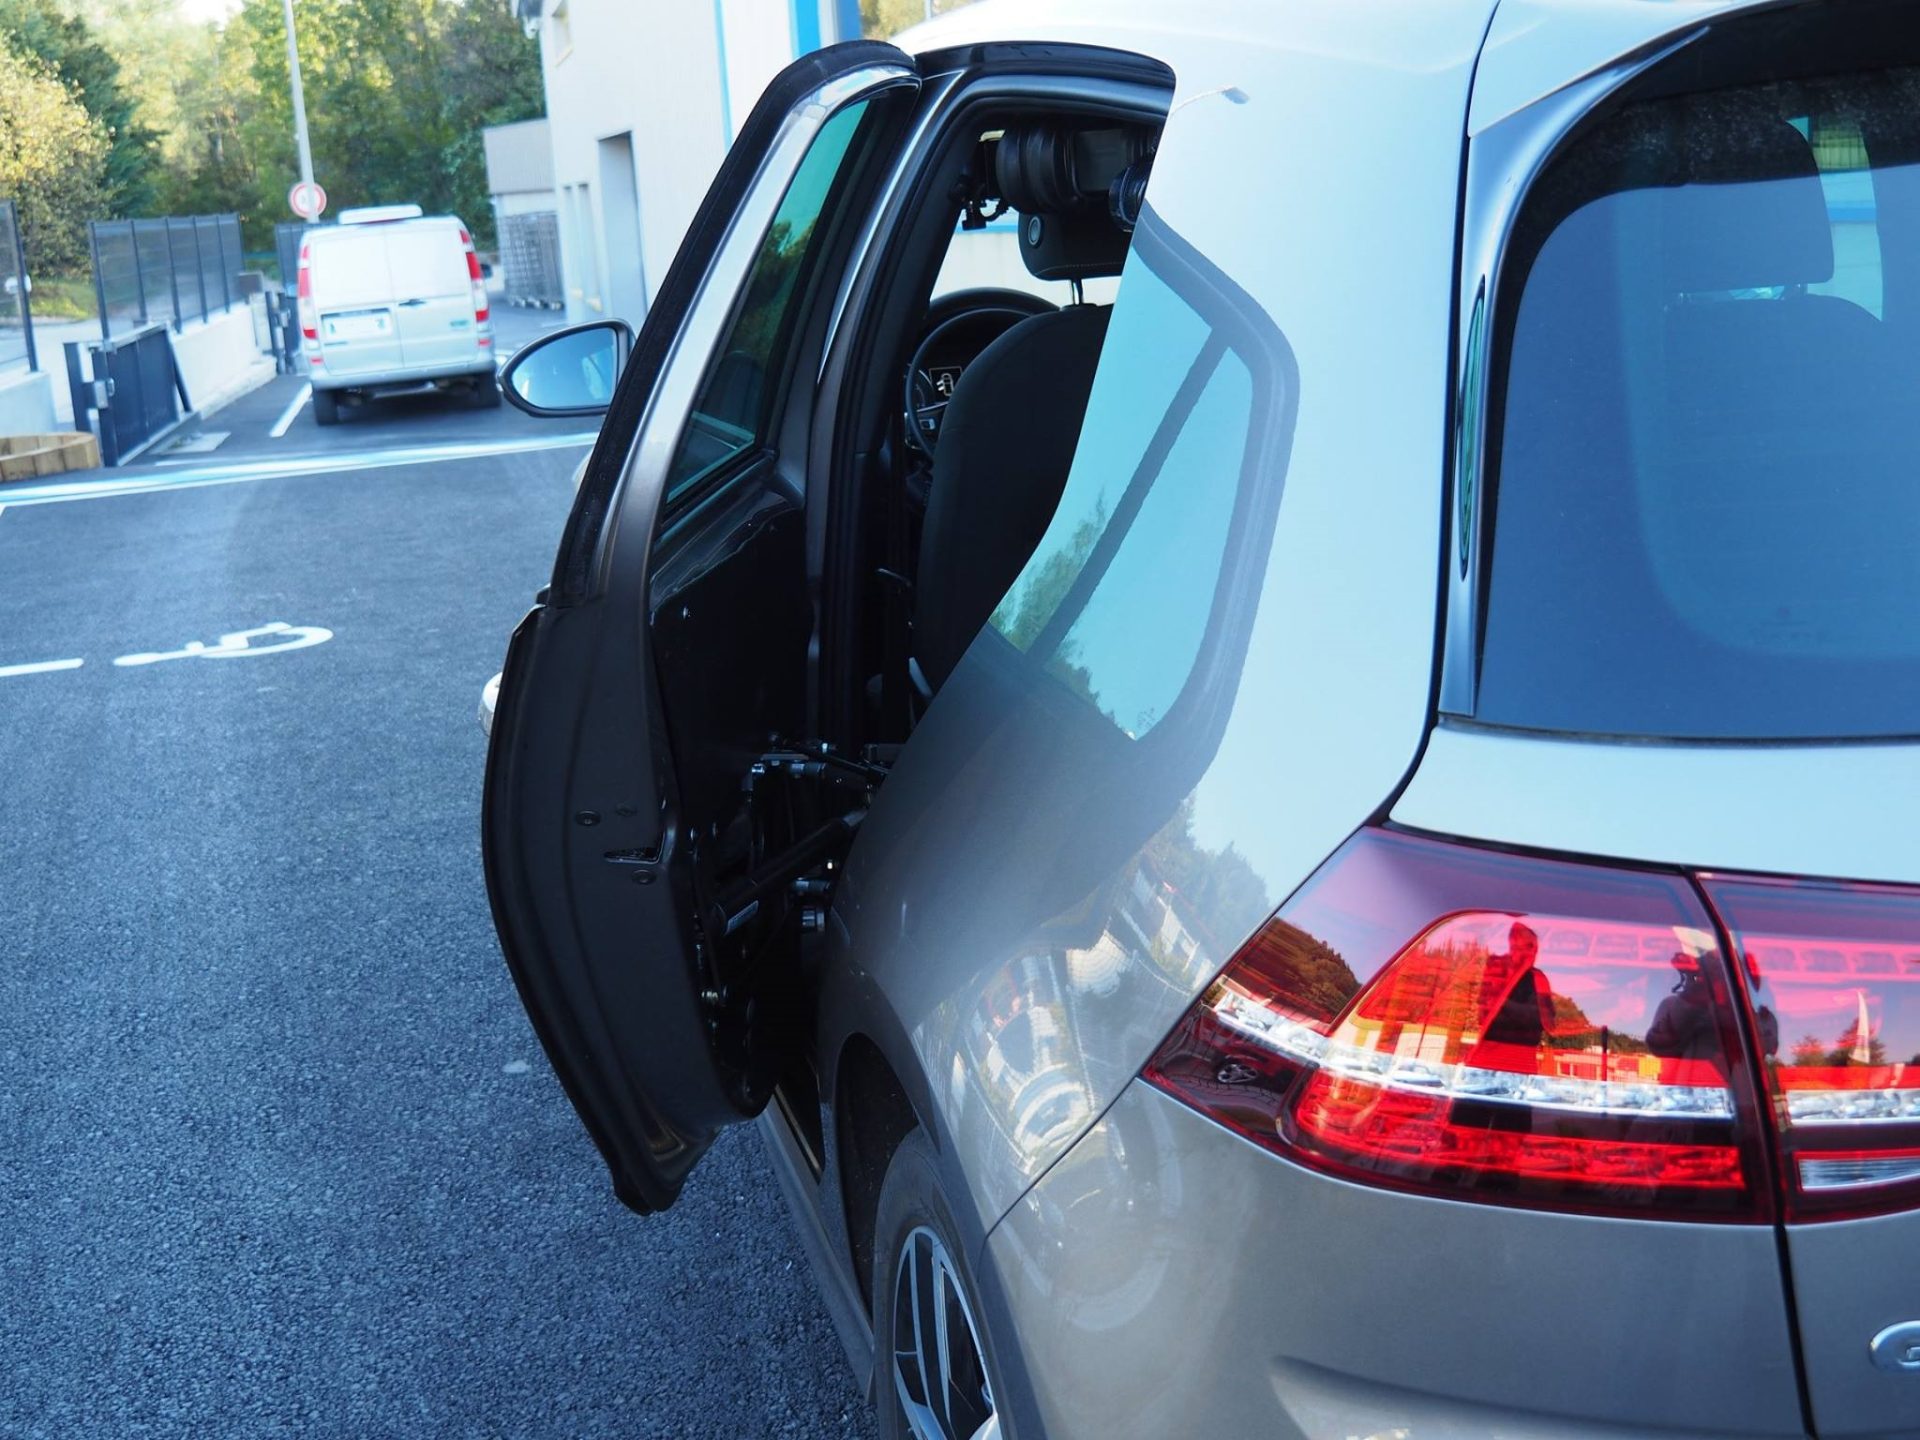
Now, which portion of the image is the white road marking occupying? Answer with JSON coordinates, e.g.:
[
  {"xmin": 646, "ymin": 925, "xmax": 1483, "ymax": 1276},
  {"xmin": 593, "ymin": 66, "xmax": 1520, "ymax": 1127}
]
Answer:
[
  {"xmin": 114, "ymin": 623, "xmax": 334, "ymax": 668},
  {"xmin": 0, "ymin": 657, "xmax": 84, "ymax": 679},
  {"xmin": 0, "ymin": 432, "xmax": 599, "ymax": 507},
  {"xmin": 269, "ymin": 383, "xmax": 313, "ymax": 439}
]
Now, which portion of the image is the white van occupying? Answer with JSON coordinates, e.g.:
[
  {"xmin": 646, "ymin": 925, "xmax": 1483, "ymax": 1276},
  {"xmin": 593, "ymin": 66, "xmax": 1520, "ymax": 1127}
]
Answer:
[{"xmin": 295, "ymin": 204, "xmax": 497, "ymax": 425}]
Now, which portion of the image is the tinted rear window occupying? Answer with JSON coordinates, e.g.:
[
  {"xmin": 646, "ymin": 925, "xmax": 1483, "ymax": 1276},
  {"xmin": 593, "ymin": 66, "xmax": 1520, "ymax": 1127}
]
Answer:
[{"xmin": 1478, "ymin": 69, "xmax": 1920, "ymax": 739}]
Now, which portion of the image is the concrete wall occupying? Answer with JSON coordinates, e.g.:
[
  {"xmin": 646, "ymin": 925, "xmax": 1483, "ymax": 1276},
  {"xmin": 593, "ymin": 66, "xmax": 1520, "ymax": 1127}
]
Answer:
[
  {"xmin": 0, "ymin": 367, "xmax": 55, "ymax": 437},
  {"xmin": 172, "ymin": 304, "xmax": 273, "ymax": 415}
]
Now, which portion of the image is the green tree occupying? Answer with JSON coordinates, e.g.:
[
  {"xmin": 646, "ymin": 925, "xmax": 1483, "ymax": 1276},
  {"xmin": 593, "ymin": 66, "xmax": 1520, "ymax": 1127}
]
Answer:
[
  {"xmin": 227, "ymin": 0, "xmax": 540, "ymax": 248},
  {"xmin": 0, "ymin": 39, "xmax": 110, "ymax": 271},
  {"xmin": 0, "ymin": 0, "xmax": 160, "ymax": 215}
]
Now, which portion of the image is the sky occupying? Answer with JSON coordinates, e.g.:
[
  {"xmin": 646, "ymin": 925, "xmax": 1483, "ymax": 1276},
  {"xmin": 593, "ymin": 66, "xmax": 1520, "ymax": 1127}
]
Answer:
[{"xmin": 176, "ymin": 0, "xmax": 238, "ymax": 22}]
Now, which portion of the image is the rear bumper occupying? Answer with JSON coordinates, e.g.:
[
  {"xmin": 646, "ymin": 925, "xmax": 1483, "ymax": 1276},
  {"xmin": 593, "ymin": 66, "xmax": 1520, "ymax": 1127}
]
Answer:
[
  {"xmin": 309, "ymin": 358, "xmax": 493, "ymax": 392},
  {"xmin": 985, "ymin": 1081, "xmax": 1807, "ymax": 1439}
]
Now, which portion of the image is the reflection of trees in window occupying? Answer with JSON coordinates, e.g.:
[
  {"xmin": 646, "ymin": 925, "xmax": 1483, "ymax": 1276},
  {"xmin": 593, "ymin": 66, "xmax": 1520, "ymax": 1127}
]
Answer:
[
  {"xmin": 728, "ymin": 218, "xmax": 816, "ymax": 368},
  {"xmin": 990, "ymin": 501, "xmax": 1104, "ymax": 706}
]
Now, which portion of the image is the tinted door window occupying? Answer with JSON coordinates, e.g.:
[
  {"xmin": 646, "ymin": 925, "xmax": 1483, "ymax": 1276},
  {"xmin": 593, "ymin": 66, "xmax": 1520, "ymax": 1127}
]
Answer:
[{"xmin": 664, "ymin": 100, "xmax": 871, "ymax": 504}]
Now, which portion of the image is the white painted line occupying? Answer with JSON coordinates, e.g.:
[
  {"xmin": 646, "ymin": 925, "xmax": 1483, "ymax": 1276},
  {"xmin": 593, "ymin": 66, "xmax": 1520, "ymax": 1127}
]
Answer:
[
  {"xmin": 269, "ymin": 383, "xmax": 313, "ymax": 439},
  {"xmin": 0, "ymin": 431, "xmax": 600, "ymax": 507},
  {"xmin": 0, "ymin": 657, "xmax": 84, "ymax": 679}
]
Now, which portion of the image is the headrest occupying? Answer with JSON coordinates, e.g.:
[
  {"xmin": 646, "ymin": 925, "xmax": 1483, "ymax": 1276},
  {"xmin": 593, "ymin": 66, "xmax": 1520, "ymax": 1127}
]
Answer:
[
  {"xmin": 1015, "ymin": 207, "xmax": 1129, "ymax": 282},
  {"xmin": 1658, "ymin": 117, "xmax": 1834, "ymax": 291},
  {"xmin": 993, "ymin": 124, "xmax": 1142, "ymax": 282}
]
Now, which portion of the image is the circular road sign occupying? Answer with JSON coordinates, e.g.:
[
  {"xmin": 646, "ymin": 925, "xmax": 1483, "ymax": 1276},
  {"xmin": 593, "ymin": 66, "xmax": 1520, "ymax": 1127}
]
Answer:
[{"xmin": 289, "ymin": 181, "xmax": 328, "ymax": 220}]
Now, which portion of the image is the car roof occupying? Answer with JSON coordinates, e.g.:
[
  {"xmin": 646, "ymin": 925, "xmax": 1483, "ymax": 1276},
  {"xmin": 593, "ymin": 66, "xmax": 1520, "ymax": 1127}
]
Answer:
[{"xmin": 897, "ymin": 0, "xmax": 1791, "ymax": 134}]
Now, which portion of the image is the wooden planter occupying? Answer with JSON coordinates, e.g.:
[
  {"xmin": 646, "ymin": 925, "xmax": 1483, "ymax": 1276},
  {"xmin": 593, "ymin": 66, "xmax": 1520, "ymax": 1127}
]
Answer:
[{"xmin": 0, "ymin": 432, "xmax": 102, "ymax": 482}]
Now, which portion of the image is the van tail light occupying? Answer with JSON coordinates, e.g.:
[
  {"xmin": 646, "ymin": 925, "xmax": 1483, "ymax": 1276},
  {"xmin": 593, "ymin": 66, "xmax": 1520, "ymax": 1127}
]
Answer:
[
  {"xmin": 296, "ymin": 244, "xmax": 317, "ymax": 343},
  {"xmin": 460, "ymin": 228, "xmax": 490, "ymax": 326},
  {"xmin": 1701, "ymin": 876, "xmax": 1920, "ymax": 1220},
  {"xmin": 1145, "ymin": 828, "xmax": 1772, "ymax": 1221}
]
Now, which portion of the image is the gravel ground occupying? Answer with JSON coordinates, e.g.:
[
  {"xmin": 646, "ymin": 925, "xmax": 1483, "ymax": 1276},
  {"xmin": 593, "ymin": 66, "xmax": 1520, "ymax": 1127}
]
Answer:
[{"xmin": 0, "ymin": 449, "xmax": 876, "ymax": 1438}]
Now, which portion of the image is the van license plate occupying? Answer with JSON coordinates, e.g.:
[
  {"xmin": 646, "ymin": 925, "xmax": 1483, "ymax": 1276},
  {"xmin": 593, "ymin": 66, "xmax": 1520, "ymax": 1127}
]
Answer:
[{"xmin": 322, "ymin": 310, "xmax": 392, "ymax": 341}]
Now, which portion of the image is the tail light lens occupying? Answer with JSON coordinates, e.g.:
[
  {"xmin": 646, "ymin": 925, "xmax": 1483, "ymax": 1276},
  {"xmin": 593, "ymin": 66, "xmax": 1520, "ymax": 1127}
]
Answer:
[
  {"xmin": 1146, "ymin": 828, "xmax": 1772, "ymax": 1220},
  {"xmin": 1702, "ymin": 876, "xmax": 1920, "ymax": 1219},
  {"xmin": 296, "ymin": 244, "xmax": 317, "ymax": 343},
  {"xmin": 460, "ymin": 228, "xmax": 490, "ymax": 326}
]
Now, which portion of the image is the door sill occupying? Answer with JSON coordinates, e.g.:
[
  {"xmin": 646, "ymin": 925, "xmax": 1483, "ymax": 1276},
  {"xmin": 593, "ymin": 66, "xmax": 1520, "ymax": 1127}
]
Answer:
[{"xmin": 756, "ymin": 1108, "xmax": 875, "ymax": 1398}]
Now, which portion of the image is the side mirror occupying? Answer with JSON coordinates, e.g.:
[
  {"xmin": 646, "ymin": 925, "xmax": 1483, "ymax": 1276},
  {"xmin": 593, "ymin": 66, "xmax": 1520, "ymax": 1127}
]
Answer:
[{"xmin": 500, "ymin": 320, "xmax": 635, "ymax": 418}]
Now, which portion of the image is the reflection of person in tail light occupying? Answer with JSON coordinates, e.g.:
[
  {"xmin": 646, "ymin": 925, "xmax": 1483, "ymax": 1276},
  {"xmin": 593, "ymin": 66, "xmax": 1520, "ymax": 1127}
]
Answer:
[
  {"xmin": 1647, "ymin": 950, "xmax": 1717, "ymax": 1074},
  {"xmin": 1482, "ymin": 922, "xmax": 1551, "ymax": 1050}
]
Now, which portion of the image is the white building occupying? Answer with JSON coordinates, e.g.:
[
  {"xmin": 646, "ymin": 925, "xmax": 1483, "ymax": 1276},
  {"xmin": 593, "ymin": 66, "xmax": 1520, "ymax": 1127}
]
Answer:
[{"xmin": 511, "ymin": 0, "xmax": 865, "ymax": 327}]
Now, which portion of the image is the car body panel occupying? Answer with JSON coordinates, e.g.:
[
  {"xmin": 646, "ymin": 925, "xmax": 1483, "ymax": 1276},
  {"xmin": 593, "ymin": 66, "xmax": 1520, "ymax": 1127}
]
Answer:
[
  {"xmin": 383, "ymin": 222, "xmax": 485, "ymax": 375},
  {"xmin": 1468, "ymin": 0, "xmax": 1750, "ymax": 134},
  {"xmin": 305, "ymin": 225, "xmax": 406, "ymax": 381},
  {"xmin": 985, "ymin": 1080, "xmax": 1806, "ymax": 1439},
  {"xmin": 827, "ymin": 0, "xmax": 1494, "ymax": 1246},
  {"xmin": 1788, "ymin": 1211, "xmax": 1920, "ymax": 1439},
  {"xmin": 1393, "ymin": 725, "xmax": 1920, "ymax": 888}
]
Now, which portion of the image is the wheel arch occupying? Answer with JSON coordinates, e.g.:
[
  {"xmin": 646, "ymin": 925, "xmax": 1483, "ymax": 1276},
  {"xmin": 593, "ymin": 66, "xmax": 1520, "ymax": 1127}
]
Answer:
[{"xmin": 832, "ymin": 1030, "xmax": 925, "ymax": 1313}]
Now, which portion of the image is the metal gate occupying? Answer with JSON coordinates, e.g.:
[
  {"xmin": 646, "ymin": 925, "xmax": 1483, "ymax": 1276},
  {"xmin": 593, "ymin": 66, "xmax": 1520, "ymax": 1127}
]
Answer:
[
  {"xmin": 64, "ymin": 325, "xmax": 194, "ymax": 466},
  {"xmin": 499, "ymin": 210, "xmax": 563, "ymax": 308}
]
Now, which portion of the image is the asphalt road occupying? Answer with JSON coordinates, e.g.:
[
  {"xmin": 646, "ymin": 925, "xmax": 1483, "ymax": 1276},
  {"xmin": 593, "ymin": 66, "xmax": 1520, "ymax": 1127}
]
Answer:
[
  {"xmin": 154, "ymin": 307, "xmax": 576, "ymax": 467},
  {"xmin": 0, "ymin": 426, "xmax": 877, "ymax": 1436}
]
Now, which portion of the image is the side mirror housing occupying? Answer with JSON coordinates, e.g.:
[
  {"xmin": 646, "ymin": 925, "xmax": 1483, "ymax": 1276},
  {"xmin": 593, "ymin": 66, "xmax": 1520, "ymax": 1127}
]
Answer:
[{"xmin": 500, "ymin": 320, "xmax": 635, "ymax": 418}]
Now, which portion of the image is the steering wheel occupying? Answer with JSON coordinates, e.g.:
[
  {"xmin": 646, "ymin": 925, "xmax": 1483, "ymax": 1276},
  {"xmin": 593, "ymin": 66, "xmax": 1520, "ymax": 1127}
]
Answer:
[{"xmin": 901, "ymin": 292, "xmax": 1056, "ymax": 458}]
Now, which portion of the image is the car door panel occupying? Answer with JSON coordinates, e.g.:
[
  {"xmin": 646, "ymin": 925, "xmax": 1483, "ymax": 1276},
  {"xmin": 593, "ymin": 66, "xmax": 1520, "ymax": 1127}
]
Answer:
[
  {"xmin": 385, "ymin": 223, "xmax": 477, "ymax": 372},
  {"xmin": 484, "ymin": 43, "xmax": 918, "ymax": 1214}
]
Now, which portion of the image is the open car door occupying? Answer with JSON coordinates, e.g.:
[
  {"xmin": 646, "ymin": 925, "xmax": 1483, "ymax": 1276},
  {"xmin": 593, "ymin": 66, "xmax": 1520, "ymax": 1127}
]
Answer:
[{"xmin": 483, "ymin": 44, "xmax": 919, "ymax": 1213}]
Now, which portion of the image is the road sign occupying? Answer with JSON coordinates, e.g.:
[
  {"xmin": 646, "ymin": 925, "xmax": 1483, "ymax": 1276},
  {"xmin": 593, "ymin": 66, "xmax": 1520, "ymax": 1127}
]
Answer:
[{"xmin": 288, "ymin": 181, "xmax": 328, "ymax": 220}]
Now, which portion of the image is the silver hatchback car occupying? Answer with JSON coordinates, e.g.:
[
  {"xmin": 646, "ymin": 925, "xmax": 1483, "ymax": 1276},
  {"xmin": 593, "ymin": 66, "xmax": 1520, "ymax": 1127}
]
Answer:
[{"xmin": 482, "ymin": 2, "xmax": 1920, "ymax": 1436}]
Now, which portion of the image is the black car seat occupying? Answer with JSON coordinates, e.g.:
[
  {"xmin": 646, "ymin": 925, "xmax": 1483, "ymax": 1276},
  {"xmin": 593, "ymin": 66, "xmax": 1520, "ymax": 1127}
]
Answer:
[{"xmin": 912, "ymin": 189, "xmax": 1133, "ymax": 696}]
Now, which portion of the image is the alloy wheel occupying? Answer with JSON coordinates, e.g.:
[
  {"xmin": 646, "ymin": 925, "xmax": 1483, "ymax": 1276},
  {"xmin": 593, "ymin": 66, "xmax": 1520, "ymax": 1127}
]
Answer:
[{"xmin": 890, "ymin": 1225, "xmax": 998, "ymax": 1440}]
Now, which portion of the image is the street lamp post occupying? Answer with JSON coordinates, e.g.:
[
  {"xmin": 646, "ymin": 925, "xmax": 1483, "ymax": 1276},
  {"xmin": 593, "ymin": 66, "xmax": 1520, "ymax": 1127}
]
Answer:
[{"xmin": 281, "ymin": 0, "xmax": 315, "ymax": 188}]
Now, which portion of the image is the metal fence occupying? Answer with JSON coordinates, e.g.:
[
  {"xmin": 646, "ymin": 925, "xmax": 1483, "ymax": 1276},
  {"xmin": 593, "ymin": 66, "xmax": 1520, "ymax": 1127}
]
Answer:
[
  {"xmin": 0, "ymin": 200, "xmax": 35, "ymax": 372},
  {"xmin": 498, "ymin": 210, "xmax": 563, "ymax": 308},
  {"xmin": 88, "ymin": 214, "xmax": 244, "ymax": 340}
]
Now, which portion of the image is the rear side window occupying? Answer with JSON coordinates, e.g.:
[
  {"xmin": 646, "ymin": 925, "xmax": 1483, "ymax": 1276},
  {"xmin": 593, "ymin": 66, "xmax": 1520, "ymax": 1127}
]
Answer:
[
  {"xmin": 1478, "ymin": 68, "xmax": 1920, "ymax": 739},
  {"xmin": 990, "ymin": 216, "xmax": 1293, "ymax": 741}
]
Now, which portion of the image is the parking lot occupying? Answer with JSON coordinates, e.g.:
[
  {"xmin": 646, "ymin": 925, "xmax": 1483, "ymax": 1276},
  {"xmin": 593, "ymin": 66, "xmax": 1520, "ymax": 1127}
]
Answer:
[{"xmin": 0, "ymin": 348, "xmax": 876, "ymax": 1437}]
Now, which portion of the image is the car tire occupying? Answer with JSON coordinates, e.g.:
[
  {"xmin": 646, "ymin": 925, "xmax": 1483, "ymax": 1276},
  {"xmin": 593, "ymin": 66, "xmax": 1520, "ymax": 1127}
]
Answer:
[
  {"xmin": 871, "ymin": 1128, "xmax": 1006, "ymax": 1440},
  {"xmin": 312, "ymin": 388, "xmax": 340, "ymax": 427},
  {"xmin": 470, "ymin": 370, "xmax": 502, "ymax": 409}
]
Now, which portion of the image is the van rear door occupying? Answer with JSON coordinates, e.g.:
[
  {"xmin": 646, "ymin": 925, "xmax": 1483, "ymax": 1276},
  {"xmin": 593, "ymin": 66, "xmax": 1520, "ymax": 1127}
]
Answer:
[
  {"xmin": 307, "ymin": 228, "xmax": 404, "ymax": 379},
  {"xmin": 387, "ymin": 222, "xmax": 484, "ymax": 374}
]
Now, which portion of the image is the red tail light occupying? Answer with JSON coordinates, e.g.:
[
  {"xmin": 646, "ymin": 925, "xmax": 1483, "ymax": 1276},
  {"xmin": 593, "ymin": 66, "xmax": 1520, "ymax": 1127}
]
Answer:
[
  {"xmin": 1145, "ymin": 829, "xmax": 1772, "ymax": 1220},
  {"xmin": 1701, "ymin": 876, "xmax": 1920, "ymax": 1219},
  {"xmin": 296, "ymin": 244, "xmax": 317, "ymax": 343},
  {"xmin": 460, "ymin": 231, "xmax": 490, "ymax": 325}
]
